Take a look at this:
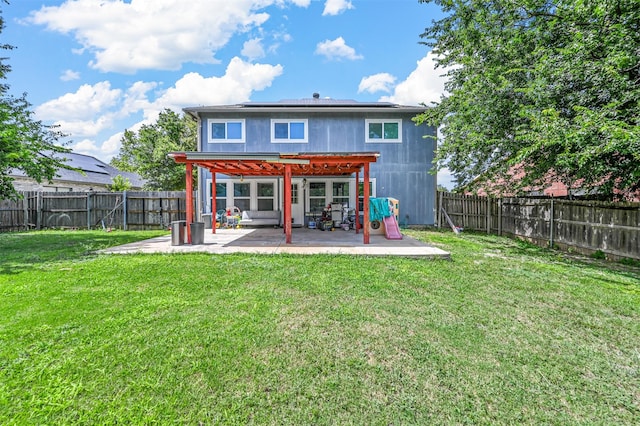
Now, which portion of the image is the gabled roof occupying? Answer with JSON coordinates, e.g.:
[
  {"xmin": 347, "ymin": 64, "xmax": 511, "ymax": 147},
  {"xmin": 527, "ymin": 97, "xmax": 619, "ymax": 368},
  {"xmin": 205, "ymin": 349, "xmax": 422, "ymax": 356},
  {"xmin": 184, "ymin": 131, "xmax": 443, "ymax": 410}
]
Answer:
[
  {"xmin": 184, "ymin": 98, "xmax": 427, "ymax": 116},
  {"xmin": 10, "ymin": 152, "xmax": 145, "ymax": 188}
]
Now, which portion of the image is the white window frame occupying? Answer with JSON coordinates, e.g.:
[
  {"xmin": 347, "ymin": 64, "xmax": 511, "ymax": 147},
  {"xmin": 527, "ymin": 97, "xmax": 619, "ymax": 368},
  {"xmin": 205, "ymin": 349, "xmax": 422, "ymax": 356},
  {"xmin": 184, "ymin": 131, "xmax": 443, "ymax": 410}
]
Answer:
[
  {"xmin": 365, "ymin": 119, "xmax": 402, "ymax": 143},
  {"xmin": 205, "ymin": 179, "xmax": 230, "ymax": 214},
  {"xmin": 358, "ymin": 178, "xmax": 377, "ymax": 212},
  {"xmin": 270, "ymin": 119, "xmax": 308, "ymax": 143},
  {"xmin": 307, "ymin": 180, "xmax": 327, "ymax": 213},
  {"xmin": 231, "ymin": 181, "xmax": 252, "ymax": 212},
  {"xmin": 207, "ymin": 119, "xmax": 246, "ymax": 144},
  {"xmin": 331, "ymin": 181, "xmax": 350, "ymax": 206},
  {"xmin": 256, "ymin": 181, "xmax": 276, "ymax": 211}
]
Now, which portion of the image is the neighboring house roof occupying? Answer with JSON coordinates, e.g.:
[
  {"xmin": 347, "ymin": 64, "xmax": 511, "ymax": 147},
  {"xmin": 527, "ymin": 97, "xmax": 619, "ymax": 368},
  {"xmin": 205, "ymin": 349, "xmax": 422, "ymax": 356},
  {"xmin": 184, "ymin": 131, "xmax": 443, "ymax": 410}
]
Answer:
[
  {"xmin": 468, "ymin": 165, "xmax": 640, "ymax": 201},
  {"xmin": 10, "ymin": 151, "xmax": 145, "ymax": 189},
  {"xmin": 184, "ymin": 97, "xmax": 427, "ymax": 116}
]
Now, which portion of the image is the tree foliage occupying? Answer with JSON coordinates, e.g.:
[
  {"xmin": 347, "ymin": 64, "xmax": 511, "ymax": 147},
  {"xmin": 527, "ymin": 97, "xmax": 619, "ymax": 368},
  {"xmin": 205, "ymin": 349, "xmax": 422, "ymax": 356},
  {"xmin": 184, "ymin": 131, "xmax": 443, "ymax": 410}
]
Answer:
[
  {"xmin": 107, "ymin": 175, "xmax": 132, "ymax": 192},
  {"xmin": 111, "ymin": 109, "xmax": 197, "ymax": 190},
  {"xmin": 0, "ymin": 1, "xmax": 70, "ymax": 200},
  {"xmin": 416, "ymin": 0, "xmax": 640, "ymax": 199}
]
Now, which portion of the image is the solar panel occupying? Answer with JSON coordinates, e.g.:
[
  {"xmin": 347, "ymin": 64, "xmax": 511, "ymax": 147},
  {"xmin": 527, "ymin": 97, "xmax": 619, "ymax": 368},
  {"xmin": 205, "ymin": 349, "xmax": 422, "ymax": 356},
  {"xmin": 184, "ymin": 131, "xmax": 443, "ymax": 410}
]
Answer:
[{"xmin": 63, "ymin": 153, "xmax": 110, "ymax": 175}]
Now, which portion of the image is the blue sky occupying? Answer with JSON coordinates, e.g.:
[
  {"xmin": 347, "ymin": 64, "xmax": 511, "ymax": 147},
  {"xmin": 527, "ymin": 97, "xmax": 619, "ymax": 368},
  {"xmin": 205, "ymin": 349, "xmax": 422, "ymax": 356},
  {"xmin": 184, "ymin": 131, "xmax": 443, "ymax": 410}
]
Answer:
[{"xmin": 4, "ymin": 0, "xmax": 453, "ymax": 187}]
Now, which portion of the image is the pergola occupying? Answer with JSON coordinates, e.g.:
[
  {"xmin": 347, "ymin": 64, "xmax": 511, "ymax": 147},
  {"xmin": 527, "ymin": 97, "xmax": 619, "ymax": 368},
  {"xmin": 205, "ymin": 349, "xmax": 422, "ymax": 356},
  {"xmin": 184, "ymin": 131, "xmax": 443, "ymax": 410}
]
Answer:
[{"xmin": 168, "ymin": 151, "xmax": 380, "ymax": 244}]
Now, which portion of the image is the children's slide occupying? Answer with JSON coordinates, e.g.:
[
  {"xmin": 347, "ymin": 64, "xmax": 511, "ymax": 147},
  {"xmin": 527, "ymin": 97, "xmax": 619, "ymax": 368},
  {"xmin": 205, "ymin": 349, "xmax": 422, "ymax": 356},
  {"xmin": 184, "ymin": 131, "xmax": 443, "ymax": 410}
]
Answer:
[{"xmin": 383, "ymin": 215, "xmax": 402, "ymax": 240}]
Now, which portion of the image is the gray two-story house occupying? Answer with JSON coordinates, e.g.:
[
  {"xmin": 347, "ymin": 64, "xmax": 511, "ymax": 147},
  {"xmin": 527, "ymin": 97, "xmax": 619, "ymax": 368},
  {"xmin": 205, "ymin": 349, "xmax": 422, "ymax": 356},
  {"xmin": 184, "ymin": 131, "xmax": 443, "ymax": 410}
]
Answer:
[{"xmin": 181, "ymin": 96, "xmax": 437, "ymax": 231}]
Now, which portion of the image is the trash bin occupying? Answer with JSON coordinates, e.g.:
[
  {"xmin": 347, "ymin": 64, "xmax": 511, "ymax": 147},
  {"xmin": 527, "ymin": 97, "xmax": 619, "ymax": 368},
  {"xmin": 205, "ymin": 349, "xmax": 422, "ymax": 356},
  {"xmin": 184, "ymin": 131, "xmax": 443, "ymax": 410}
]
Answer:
[
  {"xmin": 202, "ymin": 213, "xmax": 212, "ymax": 229},
  {"xmin": 190, "ymin": 222, "xmax": 205, "ymax": 245},
  {"xmin": 171, "ymin": 221, "xmax": 186, "ymax": 246}
]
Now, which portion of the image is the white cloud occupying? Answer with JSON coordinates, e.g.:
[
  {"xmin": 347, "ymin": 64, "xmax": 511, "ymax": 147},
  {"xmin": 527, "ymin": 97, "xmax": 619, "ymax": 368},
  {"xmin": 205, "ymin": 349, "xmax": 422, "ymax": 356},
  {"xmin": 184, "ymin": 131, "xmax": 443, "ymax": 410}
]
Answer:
[
  {"xmin": 70, "ymin": 139, "xmax": 102, "ymax": 156},
  {"xmin": 27, "ymin": 0, "xmax": 303, "ymax": 73},
  {"xmin": 322, "ymin": 0, "xmax": 354, "ymax": 16},
  {"xmin": 315, "ymin": 37, "xmax": 362, "ymax": 61},
  {"xmin": 60, "ymin": 69, "xmax": 80, "ymax": 81},
  {"xmin": 378, "ymin": 51, "xmax": 451, "ymax": 106},
  {"xmin": 33, "ymin": 80, "xmax": 155, "ymax": 138},
  {"xmin": 55, "ymin": 117, "xmax": 117, "ymax": 139},
  {"xmin": 242, "ymin": 38, "xmax": 266, "ymax": 61},
  {"xmin": 34, "ymin": 57, "xmax": 283, "ymax": 147},
  {"xmin": 358, "ymin": 73, "xmax": 396, "ymax": 94},
  {"xmin": 120, "ymin": 81, "xmax": 158, "ymax": 118},
  {"xmin": 35, "ymin": 81, "xmax": 121, "ymax": 121},
  {"xmin": 146, "ymin": 57, "xmax": 283, "ymax": 120},
  {"xmin": 69, "ymin": 133, "xmax": 121, "ymax": 161},
  {"xmin": 36, "ymin": 80, "xmax": 155, "ymax": 140},
  {"xmin": 100, "ymin": 132, "xmax": 125, "ymax": 157}
]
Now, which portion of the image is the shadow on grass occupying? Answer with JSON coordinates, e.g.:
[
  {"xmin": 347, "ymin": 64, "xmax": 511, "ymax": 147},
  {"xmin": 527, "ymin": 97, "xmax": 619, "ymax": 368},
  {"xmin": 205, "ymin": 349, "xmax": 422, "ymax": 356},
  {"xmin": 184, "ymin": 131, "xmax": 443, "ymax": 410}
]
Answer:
[{"xmin": 0, "ymin": 230, "xmax": 168, "ymax": 275}]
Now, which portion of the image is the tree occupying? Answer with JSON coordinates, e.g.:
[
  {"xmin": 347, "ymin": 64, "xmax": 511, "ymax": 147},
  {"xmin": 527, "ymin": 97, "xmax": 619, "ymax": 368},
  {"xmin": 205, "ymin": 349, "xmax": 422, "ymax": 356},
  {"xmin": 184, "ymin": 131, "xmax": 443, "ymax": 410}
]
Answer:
[
  {"xmin": 111, "ymin": 109, "xmax": 197, "ymax": 190},
  {"xmin": 0, "ymin": 1, "xmax": 70, "ymax": 200},
  {"xmin": 107, "ymin": 175, "xmax": 132, "ymax": 192},
  {"xmin": 416, "ymin": 0, "xmax": 640, "ymax": 199}
]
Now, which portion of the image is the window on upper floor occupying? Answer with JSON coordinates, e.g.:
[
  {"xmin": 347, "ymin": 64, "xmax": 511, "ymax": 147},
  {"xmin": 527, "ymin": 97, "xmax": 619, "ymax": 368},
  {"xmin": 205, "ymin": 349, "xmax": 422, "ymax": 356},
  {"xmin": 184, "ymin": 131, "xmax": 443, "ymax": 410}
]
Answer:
[
  {"xmin": 207, "ymin": 119, "xmax": 245, "ymax": 143},
  {"xmin": 365, "ymin": 119, "xmax": 402, "ymax": 143},
  {"xmin": 271, "ymin": 119, "xmax": 308, "ymax": 143}
]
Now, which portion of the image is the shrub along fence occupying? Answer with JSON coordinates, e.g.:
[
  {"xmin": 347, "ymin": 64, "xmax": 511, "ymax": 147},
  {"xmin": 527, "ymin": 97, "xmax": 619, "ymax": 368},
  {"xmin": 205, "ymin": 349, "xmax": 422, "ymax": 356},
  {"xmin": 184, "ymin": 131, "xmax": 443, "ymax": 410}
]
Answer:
[
  {"xmin": 437, "ymin": 192, "xmax": 640, "ymax": 261},
  {"xmin": 0, "ymin": 191, "xmax": 188, "ymax": 232}
]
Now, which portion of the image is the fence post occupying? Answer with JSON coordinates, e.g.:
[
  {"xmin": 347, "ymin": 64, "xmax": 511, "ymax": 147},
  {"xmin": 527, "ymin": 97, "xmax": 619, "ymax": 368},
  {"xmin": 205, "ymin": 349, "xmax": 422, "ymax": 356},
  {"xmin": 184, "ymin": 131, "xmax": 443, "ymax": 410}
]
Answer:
[
  {"xmin": 22, "ymin": 195, "xmax": 28, "ymax": 229},
  {"xmin": 438, "ymin": 191, "xmax": 443, "ymax": 228},
  {"xmin": 497, "ymin": 198, "xmax": 502, "ymax": 236},
  {"xmin": 462, "ymin": 195, "xmax": 467, "ymax": 228},
  {"xmin": 123, "ymin": 191, "xmax": 128, "ymax": 231},
  {"xmin": 549, "ymin": 197, "xmax": 555, "ymax": 248},
  {"xmin": 36, "ymin": 191, "xmax": 42, "ymax": 230},
  {"xmin": 86, "ymin": 192, "xmax": 92, "ymax": 230},
  {"xmin": 486, "ymin": 197, "xmax": 491, "ymax": 234}
]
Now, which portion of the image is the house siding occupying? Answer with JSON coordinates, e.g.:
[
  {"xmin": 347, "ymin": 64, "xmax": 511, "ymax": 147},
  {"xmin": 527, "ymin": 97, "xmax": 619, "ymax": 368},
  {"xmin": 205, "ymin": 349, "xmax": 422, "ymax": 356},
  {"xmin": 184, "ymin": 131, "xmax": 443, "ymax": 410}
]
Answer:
[{"xmin": 196, "ymin": 109, "xmax": 436, "ymax": 225}]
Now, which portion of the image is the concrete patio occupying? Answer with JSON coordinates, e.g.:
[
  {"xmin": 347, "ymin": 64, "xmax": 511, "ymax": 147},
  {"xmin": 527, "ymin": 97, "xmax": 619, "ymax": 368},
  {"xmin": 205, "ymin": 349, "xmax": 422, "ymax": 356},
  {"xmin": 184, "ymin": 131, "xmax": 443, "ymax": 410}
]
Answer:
[{"xmin": 102, "ymin": 227, "xmax": 450, "ymax": 258}]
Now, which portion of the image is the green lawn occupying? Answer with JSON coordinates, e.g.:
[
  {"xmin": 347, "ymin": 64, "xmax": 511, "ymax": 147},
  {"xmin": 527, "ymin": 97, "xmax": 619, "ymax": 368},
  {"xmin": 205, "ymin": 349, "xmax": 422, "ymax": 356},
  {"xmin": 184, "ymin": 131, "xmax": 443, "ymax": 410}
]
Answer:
[{"xmin": 1, "ymin": 230, "xmax": 638, "ymax": 424}]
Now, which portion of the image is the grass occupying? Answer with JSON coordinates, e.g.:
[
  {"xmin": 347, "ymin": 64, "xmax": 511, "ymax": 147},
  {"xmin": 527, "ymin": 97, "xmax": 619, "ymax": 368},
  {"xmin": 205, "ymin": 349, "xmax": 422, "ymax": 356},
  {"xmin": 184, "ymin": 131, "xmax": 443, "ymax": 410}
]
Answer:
[{"xmin": 1, "ymin": 229, "xmax": 638, "ymax": 424}]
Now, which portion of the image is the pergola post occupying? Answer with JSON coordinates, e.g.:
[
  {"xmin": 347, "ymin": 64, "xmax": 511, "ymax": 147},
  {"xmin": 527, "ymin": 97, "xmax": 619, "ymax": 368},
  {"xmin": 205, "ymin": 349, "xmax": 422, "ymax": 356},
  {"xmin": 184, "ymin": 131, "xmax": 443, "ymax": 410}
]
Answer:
[
  {"xmin": 185, "ymin": 162, "xmax": 193, "ymax": 244},
  {"xmin": 363, "ymin": 162, "xmax": 370, "ymax": 244},
  {"xmin": 210, "ymin": 170, "xmax": 216, "ymax": 234},
  {"xmin": 355, "ymin": 170, "xmax": 360, "ymax": 234},
  {"xmin": 284, "ymin": 164, "xmax": 292, "ymax": 243}
]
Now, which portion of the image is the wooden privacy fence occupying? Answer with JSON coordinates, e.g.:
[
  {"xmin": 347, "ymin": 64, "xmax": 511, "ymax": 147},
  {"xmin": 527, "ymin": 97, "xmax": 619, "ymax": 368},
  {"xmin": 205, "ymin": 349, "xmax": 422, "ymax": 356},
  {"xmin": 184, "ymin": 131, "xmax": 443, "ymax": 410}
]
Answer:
[
  {"xmin": 438, "ymin": 192, "xmax": 640, "ymax": 261},
  {"xmin": 0, "ymin": 191, "xmax": 188, "ymax": 232}
]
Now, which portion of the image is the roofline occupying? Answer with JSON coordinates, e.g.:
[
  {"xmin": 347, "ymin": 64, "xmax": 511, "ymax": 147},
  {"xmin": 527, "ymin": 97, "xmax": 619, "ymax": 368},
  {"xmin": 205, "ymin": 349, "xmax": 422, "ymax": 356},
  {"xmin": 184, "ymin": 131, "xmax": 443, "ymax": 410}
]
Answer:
[{"xmin": 183, "ymin": 104, "xmax": 428, "ymax": 117}]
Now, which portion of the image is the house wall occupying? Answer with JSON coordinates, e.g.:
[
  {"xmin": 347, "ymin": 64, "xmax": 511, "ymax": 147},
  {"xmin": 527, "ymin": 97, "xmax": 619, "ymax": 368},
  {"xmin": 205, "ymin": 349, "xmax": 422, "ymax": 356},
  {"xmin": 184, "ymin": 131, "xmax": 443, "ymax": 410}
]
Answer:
[
  {"xmin": 197, "ymin": 111, "xmax": 437, "ymax": 225},
  {"xmin": 11, "ymin": 177, "xmax": 107, "ymax": 192}
]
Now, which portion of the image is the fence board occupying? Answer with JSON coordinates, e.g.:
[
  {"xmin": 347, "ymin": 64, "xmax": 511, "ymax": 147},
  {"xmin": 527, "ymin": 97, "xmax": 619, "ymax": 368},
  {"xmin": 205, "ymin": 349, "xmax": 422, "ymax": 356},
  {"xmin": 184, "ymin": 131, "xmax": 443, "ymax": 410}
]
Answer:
[
  {"xmin": 438, "ymin": 192, "xmax": 639, "ymax": 261},
  {"xmin": 0, "ymin": 191, "xmax": 188, "ymax": 232}
]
